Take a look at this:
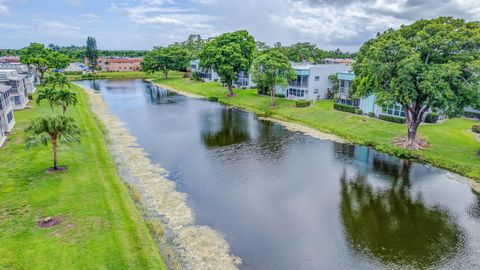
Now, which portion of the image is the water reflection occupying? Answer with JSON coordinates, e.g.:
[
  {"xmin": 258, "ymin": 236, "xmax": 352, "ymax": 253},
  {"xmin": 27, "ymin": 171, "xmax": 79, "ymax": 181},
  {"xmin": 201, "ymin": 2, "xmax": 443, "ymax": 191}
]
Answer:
[
  {"xmin": 340, "ymin": 167, "xmax": 465, "ymax": 269},
  {"xmin": 145, "ymin": 84, "xmax": 178, "ymax": 104},
  {"xmin": 202, "ymin": 108, "xmax": 251, "ymax": 148}
]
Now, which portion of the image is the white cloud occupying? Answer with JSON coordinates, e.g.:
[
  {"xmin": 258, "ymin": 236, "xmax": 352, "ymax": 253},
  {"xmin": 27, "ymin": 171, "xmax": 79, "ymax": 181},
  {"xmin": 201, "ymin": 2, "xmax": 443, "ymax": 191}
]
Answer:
[
  {"xmin": 0, "ymin": 23, "xmax": 27, "ymax": 29},
  {"xmin": 37, "ymin": 20, "xmax": 83, "ymax": 38},
  {"xmin": 0, "ymin": 2, "xmax": 9, "ymax": 16},
  {"xmin": 66, "ymin": 0, "xmax": 83, "ymax": 6}
]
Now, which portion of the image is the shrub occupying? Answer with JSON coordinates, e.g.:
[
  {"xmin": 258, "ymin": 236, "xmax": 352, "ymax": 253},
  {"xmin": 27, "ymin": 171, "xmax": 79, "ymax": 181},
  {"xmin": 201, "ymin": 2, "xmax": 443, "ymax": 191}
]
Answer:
[
  {"xmin": 368, "ymin": 112, "xmax": 376, "ymax": 118},
  {"xmin": 63, "ymin": 71, "xmax": 82, "ymax": 75},
  {"xmin": 472, "ymin": 125, "xmax": 480, "ymax": 134},
  {"xmin": 333, "ymin": 103, "xmax": 357, "ymax": 113},
  {"xmin": 275, "ymin": 94, "xmax": 285, "ymax": 98},
  {"xmin": 295, "ymin": 100, "xmax": 311, "ymax": 108},
  {"xmin": 379, "ymin": 114, "xmax": 406, "ymax": 124},
  {"xmin": 208, "ymin": 96, "xmax": 218, "ymax": 102},
  {"xmin": 191, "ymin": 71, "xmax": 202, "ymax": 81},
  {"xmin": 27, "ymin": 94, "xmax": 33, "ymax": 101},
  {"xmin": 355, "ymin": 109, "xmax": 363, "ymax": 115},
  {"xmin": 465, "ymin": 111, "xmax": 480, "ymax": 119},
  {"xmin": 424, "ymin": 112, "xmax": 439, "ymax": 123}
]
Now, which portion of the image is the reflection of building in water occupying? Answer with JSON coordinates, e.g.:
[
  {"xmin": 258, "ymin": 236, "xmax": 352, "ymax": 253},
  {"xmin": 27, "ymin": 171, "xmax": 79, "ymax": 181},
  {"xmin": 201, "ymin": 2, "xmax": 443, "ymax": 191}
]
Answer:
[
  {"xmin": 339, "ymin": 170, "xmax": 465, "ymax": 269},
  {"xmin": 145, "ymin": 84, "xmax": 177, "ymax": 104}
]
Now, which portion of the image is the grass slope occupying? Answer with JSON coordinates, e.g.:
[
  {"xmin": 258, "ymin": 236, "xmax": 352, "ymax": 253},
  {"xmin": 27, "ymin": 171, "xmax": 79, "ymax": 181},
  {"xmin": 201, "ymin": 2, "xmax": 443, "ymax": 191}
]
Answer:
[
  {"xmin": 0, "ymin": 85, "xmax": 166, "ymax": 269},
  {"xmin": 156, "ymin": 76, "xmax": 480, "ymax": 180}
]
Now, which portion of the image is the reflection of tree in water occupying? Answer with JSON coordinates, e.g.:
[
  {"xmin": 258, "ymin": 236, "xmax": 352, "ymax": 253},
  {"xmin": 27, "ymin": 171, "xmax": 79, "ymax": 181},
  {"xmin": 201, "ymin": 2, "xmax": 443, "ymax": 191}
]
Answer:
[
  {"xmin": 468, "ymin": 191, "xmax": 480, "ymax": 219},
  {"xmin": 253, "ymin": 120, "xmax": 289, "ymax": 160},
  {"xmin": 202, "ymin": 108, "xmax": 251, "ymax": 148},
  {"xmin": 340, "ymin": 164, "xmax": 465, "ymax": 269},
  {"xmin": 145, "ymin": 84, "xmax": 177, "ymax": 104},
  {"xmin": 91, "ymin": 80, "xmax": 100, "ymax": 91}
]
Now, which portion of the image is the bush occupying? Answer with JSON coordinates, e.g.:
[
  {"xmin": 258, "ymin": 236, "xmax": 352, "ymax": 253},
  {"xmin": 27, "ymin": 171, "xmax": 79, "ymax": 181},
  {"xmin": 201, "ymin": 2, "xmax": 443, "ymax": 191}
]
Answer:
[
  {"xmin": 379, "ymin": 114, "xmax": 406, "ymax": 124},
  {"xmin": 275, "ymin": 94, "xmax": 285, "ymax": 98},
  {"xmin": 424, "ymin": 112, "xmax": 439, "ymax": 123},
  {"xmin": 27, "ymin": 94, "xmax": 33, "ymax": 101},
  {"xmin": 63, "ymin": 71, "xmax": 82, "ymax": 75},
  {"xmin": 355, "ymin": 109, "xmax": 363, "ymax": 115},
  {"xmin": 208, "ymin": 96, "xmax": 218, "ymax": 102},
  {"xmin": 295, "ymin": 100, "xmax": 311, "ymax": 108},
  {"xmin": 368, "ymin": 112, "xmax": 376, "ymax": 118},
  {"xmin": 333, "ymin": 103, "xmax": 357, "ymax": 113},
  {"xmin": 465, "ymin": 111, "xmax": 480, "ymax": 119},
  {"xmin": 472, "ymin": 125, "xmax": 480, "ymax": 134},
  {"xmin": 191, "ymin": 71, "xmax": 202, "ymax": 81}
]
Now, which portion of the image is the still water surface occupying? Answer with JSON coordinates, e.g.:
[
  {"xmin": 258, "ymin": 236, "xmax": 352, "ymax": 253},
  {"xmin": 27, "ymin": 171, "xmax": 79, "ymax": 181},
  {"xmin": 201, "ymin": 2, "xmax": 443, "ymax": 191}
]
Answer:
[{"xmin": 76, "ymin": 79, "xmax": 480, "ymax": 270}]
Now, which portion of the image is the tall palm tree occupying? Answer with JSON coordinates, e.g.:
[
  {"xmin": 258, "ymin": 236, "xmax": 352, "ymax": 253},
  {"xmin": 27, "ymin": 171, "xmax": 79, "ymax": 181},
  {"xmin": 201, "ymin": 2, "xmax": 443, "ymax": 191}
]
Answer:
[
  {"xmin": 36, "ymin": 88, "xmax": 59, "ymax": 112},
  {"xmin": 57, "ymin": 89, "xmax": 78, "ymax": 114},
  {"xmin": 43, "ymin": 73, "xmax": 71, "ymax": 90},
  {"xmin": 25, "ymin": 115, "xmax": 81, "ymax": 171}
]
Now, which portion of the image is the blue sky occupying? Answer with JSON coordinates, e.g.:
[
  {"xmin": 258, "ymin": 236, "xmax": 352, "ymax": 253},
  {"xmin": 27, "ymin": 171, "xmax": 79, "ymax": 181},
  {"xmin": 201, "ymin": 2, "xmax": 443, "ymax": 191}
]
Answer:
[{"xmin": 0, "ymin": 0, "xmax": 479, "ymax": 51}]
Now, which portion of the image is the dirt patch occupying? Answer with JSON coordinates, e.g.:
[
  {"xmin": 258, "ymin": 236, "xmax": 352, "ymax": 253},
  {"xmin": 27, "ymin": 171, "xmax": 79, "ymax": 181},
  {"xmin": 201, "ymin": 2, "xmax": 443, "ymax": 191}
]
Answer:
[
  {"xmin": 393, "ymin": 137, "xmax": 428, "ymax": 150},
  {"xmin": 37, "ymin": 217, "xmax": 62, "ymax": 228},
  {"xmin": 47, "ymin": 167, "xmax": 67, "ymax": 173}
]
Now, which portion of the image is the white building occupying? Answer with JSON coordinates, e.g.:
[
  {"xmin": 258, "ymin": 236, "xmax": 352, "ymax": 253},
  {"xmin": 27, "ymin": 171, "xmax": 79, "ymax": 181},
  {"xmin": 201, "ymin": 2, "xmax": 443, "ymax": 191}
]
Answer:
[
  {"xmin": 0, "ymin": 84, "xmax": 15, "ymax": 146},
  {"xmin": 190, "ymin": 60, "xmax": 256, "ymax": 88},
  {"xmin": 0, "ymin": 70, "xmax": 29, "ymax": 110},
  {"xmin": 0, "ymin": 64, "xmax": 37, "ymax": 94},
  {"xmin": 278, "ymin": 63, "xmax": 347, "ymax": 100}
]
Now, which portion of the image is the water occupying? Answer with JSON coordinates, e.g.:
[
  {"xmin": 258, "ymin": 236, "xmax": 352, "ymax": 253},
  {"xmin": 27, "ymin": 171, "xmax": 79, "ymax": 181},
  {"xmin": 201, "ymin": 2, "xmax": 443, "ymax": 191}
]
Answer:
[{"xmin": 76, "ymin": 79, "xmax": 480, "ymax": 270}]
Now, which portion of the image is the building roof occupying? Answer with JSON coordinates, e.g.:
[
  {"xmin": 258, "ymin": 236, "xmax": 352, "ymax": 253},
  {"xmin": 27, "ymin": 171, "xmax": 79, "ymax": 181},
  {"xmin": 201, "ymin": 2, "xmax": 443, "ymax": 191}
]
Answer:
[
  {"xmin": 0, "ymin": 84, "xmax": 12, "ymax": 93},
  {"xmin": 106, "ymin": 58, "xmax": 143, "ymax": 64},
  {"xmin": 0, "ymin": 70, "xmax": 26, "ymax": 81},
  {"xmin": 337, "ymin": 72, "xmax": 355, "ymax": 81}
]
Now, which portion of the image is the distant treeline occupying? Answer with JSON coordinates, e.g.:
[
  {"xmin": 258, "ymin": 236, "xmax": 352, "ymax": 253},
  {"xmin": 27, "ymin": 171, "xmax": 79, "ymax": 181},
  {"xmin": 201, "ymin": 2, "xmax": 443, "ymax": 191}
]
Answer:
[{"xmin": 0, "ymin": 35, "xmax": 356, "ymax": 63}]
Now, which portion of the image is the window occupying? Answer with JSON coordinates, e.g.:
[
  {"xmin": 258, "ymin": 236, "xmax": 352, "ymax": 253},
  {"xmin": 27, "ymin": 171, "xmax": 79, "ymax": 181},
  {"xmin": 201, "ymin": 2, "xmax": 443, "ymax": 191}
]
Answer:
[
  {"xmin": 336, "ymin": 98, "xmax": 359, "ymax": 107},
  {"xmin": 191, "ymin": 64, "xmax": 197, "ymax": 69},
  {"xmin": 7, "ymin": 111, "xmax": 13, "ymax": 123},
  {"xmin": 383, "ymin": 105, "xmax": 405, "ymax": 117},
  {"xmin": 289, "ymin": 75, "xmax": 309, "ymax": 88},
  {"xmin": 288, "ymin": 88, "xmax": 305, "ymax": 98},
  {"xmin": 314, "ymin": 89, "xmax": 319, "ymax": 94},
  {"xmin": 13, "ymin": 96, "xmax": 20, "ymax": 105}
]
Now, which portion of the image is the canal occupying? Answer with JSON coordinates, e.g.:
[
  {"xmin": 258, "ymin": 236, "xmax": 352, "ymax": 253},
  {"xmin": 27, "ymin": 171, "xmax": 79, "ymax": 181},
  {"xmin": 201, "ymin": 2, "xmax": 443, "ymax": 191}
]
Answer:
[{"xmin": 76, "ymin": 79, "xmax": 480, "ymax": 270}]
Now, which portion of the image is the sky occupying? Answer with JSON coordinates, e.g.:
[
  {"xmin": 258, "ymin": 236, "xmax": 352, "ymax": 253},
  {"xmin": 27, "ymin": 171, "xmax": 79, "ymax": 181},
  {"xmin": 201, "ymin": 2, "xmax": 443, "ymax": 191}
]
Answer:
[{"xmin": 0, "ymin": 0, "xmax": 479, "ymax": 51}]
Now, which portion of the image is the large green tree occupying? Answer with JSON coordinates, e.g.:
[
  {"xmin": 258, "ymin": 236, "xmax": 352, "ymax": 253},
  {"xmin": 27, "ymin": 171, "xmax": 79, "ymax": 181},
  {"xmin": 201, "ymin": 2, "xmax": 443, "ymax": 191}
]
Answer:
[
  {"xmin": 85, "ymin": 36, "xmax": 99, "ymax": 69},
  {"xmin": 19, "ymin": 43, "xmax": 70, "ymax": 83},
  {"xmin": 199, "ymin": 30, "xmax": 256, "ymax": 96},
  {"xmin": 142, "ymin": 44, "xmax": 189, "ymax": 79},
  {"xmin": 252, "ymin": 50, "xmax": 295, "ymax": 106},
  {"xmin": 351, "ymin": 17, "xmax": 480, "ymax": 149},
  {"xmin": 25, "ymin": 115, "xmax": 81, "ymax": 171}
]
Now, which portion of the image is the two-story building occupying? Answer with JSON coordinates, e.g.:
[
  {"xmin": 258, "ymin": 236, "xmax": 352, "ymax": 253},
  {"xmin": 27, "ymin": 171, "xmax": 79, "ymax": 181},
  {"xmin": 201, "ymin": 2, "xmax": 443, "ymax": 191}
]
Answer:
[
  {"xmin": 96, "ymin": 57, "xmax": 143, "ymax": 72},
  {"xmin": 278, "ymin": 63, "xmax": 347, "ymax": 100},
  {"xmin": 0, "ymin": 84, "xmax": 15, "ymax": 146},
  {"xmin": 0, "ymin": 70, "xmax": 29, "ymax": 110},
  {"xmin": 0, "ymin": 64, "xmax": 37, "ymax": 94},
  {"xmin": 190, "ymin": 60, "xmax": 256, "ymax": 88}
]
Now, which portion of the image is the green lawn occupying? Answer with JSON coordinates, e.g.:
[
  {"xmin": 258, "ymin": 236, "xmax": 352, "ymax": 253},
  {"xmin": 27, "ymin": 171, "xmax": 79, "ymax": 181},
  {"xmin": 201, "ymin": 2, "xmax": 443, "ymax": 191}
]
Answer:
[
  {"xmin": 155, "ymin": 76, "xmax": 480, "ymax": 181},
  {"xmin": 0, "ymin": 85, "xmax": 166, "ymax": 269}
]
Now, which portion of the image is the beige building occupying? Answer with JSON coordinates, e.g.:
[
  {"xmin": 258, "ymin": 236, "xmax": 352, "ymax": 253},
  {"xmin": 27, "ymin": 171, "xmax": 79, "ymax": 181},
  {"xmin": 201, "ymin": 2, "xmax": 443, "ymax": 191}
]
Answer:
[{"xmin": 88, "ymin": 57, "xmax": 143, "ymax": 72}]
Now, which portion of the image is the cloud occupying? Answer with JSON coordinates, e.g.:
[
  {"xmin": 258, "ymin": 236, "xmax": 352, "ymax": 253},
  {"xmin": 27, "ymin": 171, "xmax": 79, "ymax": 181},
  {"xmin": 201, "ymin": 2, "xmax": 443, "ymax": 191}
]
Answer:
[
  {"xmin": 0, "ymin": 22, "xmax": 27, "ymax": 29},
  {"xmin": 66, "ymin": 0, "xmax": 83, "ymax": 6},
  {"xmin": 37, "ymin": 20, "xmax": 83, "ymax": 38},
  {"xmin": 0, "ymin": 2, "xmax": 9, "ymax": 15}
]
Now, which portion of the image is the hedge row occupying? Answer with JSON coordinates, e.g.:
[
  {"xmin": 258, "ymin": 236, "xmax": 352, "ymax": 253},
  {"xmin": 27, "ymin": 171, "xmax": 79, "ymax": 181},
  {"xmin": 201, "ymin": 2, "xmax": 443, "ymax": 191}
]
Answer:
[
  {"xmin": 295, "ymin": 100, "xmax": 311, "ymax": 108},
  {"xmin": 465, "ymin": 111, "xmax": 480, "ymax": 119},
  {"xmin": 424, "ymin": 113, "xmax": 439, "ymax": 123},
  {"xmin": 379, "ymin": 114, "xmax": 406, "ymax": 124},
  {"xmin": 333, "ymin": 103, "xmax": 357, "ymax": 113}
]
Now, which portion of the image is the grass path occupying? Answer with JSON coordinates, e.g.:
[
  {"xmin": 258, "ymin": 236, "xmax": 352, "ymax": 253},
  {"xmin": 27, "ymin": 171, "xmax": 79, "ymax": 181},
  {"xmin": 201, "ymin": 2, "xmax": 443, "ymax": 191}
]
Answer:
[
  {"xmin": 0, "ymin": 85, "xmax": 166, "ymax": 269},
  {"xmin": 155, "ymin": 75, "xmax": 480, "ymax": 181}
]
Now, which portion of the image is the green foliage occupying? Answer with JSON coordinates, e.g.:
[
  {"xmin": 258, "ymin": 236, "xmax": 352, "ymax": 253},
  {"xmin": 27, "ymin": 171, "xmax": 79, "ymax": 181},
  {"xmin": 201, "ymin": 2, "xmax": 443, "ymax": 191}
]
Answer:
[
  {"xmin": 472, "ymin": 125, "xmax": 480, "ymax": 133},
  {"xmin": 334, "ymin": 103, "xmax": 357, "ymax": 113},
  {"xmin": 142, "ymin": 45, "xmax": 189, "ymax": 79},
  {"xmin": 191, "ymin": 71, "xmax": 202, "ymax": 81},
  {"xmin": 355, "ymin": 109, "xmax": 363, "ymax": 115},
  {"xmin": 57, "ymin": 89, "xmax": 78, "ymax": 114},
  {"xmin": 36, "ymin": 88, "xmax": 60, "ymax": 112},
  {"xmin": 295, "ymin": 100, "xmax": 311, "ymax": 108},
  {"xmin": 379, "ymin": 114, "xmax": 406, "ymax": 124},
  {"xmin": 43, "ymin": 72, "xmax": 71, "ymax": 89},
  {"xmin": 351, "ymin": 17, "xmax": 480, "ymax": 146},
  {"xmin": 199, "ymin": 30, "xmax": 256, "ymax": 96},
  {"xmin": 19, "ymin": 43, "xmax": 70, "ymax": 82},
  {"xmin": 208, "ymin": 96, "xmax": 219, "ymax": 102},
  {"xmin": 173, "ymin": 34, "xmax": 206, "ymax": 60},
  {"xmin": 368, "ymin": 112, "xmax": 376, "ymax": 118},
  {"xmin": 270, "ymin": 42, "xmax": 355, "ymax": 63},
  {"xmin": 85, "ymin": 36, "xmax": 99, "ymax": 68},
  {"xmin": 425, "ymin": 113, "xmax": 439, "ymax": 123},
  {"xmin": 252, "ymin": 50, "xmax": 295, "ymax": 106}
]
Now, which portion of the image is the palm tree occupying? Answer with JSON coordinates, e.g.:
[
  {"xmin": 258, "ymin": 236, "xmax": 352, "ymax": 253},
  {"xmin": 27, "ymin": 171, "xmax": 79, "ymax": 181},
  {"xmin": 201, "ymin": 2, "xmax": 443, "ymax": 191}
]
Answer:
[
  {"xmin": 36, "ymin": 88, "xmax": 59, "ymax": 112},
  {"xmin": 57, "ymin": 89, "xmax": 78, "ymax": 114},
  {"xmin": 43, "ymin": 73, "xmax": 71, "ymax": 90},
  {"xmin": 25, "ymin": 115, "xmax": 81, "ymax": 171}
]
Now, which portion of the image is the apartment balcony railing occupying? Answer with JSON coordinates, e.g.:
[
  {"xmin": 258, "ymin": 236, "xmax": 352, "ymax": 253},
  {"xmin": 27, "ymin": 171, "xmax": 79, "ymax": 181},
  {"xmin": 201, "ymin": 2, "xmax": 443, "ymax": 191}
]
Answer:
[{"xmin": 288, "ymin": 81, "xmax": 309, "ymax": 88}]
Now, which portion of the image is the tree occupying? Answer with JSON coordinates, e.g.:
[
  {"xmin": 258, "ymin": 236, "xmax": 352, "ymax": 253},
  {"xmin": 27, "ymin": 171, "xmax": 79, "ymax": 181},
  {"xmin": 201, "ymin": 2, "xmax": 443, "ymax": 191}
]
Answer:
[
  {"xmin": 57, "ymin": 89, "xmax": 78, "ymax": 114},
  {"xmin": 142, "ymin": 44, "xmax": 189, "ymax": 79},
  {"xmin": 252, "ymin": 50, "xmax": 295, "ymax": 106},
  {"xmin": 328, "ymin": 73, "xmax": 339, "ymax": 99},
  {"xmin": 199, "ymin": 30, "xmax": 256, "ymax": 96},
  {"xmin": 43, "ymin": 72, "xmax": 71, "ymax": 90},
  {"xmin": 85, "ymin": 36, "xmax": 99, "ymax": 69},
  {"xmin": 351, "ymin": 17, "xmax": 480, "ymax": 149},
  {"xmin": 25, "ymin": 115, "xmax": 81, "ymax": 171},
  {"xmin": 19, "ymin": 43, "xmax": 70, "ymax": 83},
  {"xmin": 36, "ymin": 88, "xmax": 59, "ymax": 112},
  {"xmin": 175, "ymin": 34, "xmax": 206, "ymax": 60}
]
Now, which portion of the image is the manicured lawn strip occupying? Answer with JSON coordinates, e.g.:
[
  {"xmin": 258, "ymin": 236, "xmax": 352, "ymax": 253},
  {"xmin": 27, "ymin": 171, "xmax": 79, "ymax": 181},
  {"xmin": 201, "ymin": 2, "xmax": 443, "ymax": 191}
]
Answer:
[
  {"xmin": 0, "ymin": 85, "xmax": 166, "ymax": 269},
  {"xmin": 155, "ymin": 76, "xmax": 480, "ymax": 180}
]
